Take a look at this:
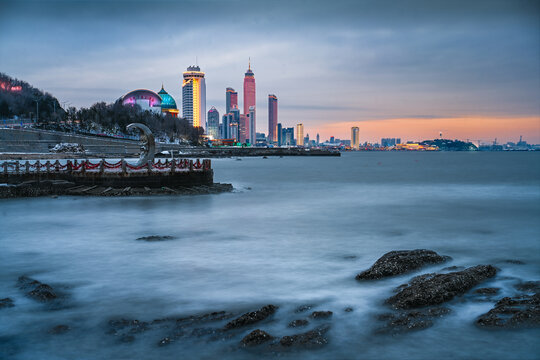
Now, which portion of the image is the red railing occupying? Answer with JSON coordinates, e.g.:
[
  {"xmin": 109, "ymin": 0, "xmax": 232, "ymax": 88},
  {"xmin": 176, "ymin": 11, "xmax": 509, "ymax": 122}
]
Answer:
[{"xmin": 0, "ymin": 158, "xmax": 211, "ymax": 175}]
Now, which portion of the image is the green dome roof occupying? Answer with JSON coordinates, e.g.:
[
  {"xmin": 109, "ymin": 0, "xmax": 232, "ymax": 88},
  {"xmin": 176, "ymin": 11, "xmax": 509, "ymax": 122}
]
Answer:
[{"xmin": 157, "ymin": 86, "xmax": 177, "ymax": 110}]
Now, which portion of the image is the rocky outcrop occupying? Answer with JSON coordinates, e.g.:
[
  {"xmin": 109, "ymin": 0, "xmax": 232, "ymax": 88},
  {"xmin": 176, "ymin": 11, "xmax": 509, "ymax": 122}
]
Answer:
[
  {"xmin": 241, "ymin": 329, "xmax": 274, "ymax": 347},
  {"xmin": 224, "ymin": 305, "xmax": 278, "ymax": 330},
  {"xmin": 0, "ymin": 298, "xmax": 14, "ymax": 308},
  {"xmin": 476, "ymin": 293, "xmax": 540, "ymax": 329},
  {"xmin": 288, "ymin": 319, "xmax": 309, "ymax": 328},
  {"xmin": 136, "ymin": 235, "xmax": 175, "ymax": 242},
  {"xmin": 279, "ymin": 325, "xmax": 331, "ymax": 348},
  {"xmin": 17, "ymin": 276, "xmax": 57, "ymax": 302},
  {"xmin": 376, "ymin": 307, "xmax": 451, "ymax": 334},
  {"xmin": 310, "ymin": 311, "xmax": 333, "ymax": 319},
  {"xmin": 386, "ymin": 265, "xmax": 497, "ymax": 309},
  {"xmin": 473, "ymin": 287, "xmax": 500, "ymax": 295},
  {"xmin": 356, "ymin": 250, "xmax": 450, "ymax": 280},
  {"xmin": 48, "ymin": 325, "xmax": 70, "ymax": 334}
]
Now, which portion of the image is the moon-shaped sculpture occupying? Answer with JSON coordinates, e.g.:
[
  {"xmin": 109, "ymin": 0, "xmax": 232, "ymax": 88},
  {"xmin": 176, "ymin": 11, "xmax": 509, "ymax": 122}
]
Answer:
[{"xmin": 126, "ymin": 123, "xmax": 155, "ymax": 166}]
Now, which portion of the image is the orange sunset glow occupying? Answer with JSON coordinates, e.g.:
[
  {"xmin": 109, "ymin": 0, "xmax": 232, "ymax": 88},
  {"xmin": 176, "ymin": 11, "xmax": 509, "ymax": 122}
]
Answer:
[{"xmin": 316, "ymin": 116, "xmax": 540, "ymax": 144}]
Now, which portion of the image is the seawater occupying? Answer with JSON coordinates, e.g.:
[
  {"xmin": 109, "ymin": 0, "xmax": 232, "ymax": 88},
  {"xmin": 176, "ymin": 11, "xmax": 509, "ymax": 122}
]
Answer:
[{"xmin": 0, "ymin": 152, "xmax": 539, "ymax": 359}]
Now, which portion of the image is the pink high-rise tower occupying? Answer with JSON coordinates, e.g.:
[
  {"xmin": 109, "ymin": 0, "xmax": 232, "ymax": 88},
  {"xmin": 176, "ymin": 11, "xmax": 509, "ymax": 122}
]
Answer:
[{"xmin": 243, "ymin": 59, "xmax": 256, "ymax": 117}]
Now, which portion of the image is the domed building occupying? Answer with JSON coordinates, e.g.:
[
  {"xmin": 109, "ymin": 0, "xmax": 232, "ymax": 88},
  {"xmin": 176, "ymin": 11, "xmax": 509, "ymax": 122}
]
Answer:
[
  {"xmin": 157, "ymin": 86, "xmax": 179, "ymax": 117},
  {"xmin": 121, "ymin": 86, "xmax": 179, "ymax": 117}
]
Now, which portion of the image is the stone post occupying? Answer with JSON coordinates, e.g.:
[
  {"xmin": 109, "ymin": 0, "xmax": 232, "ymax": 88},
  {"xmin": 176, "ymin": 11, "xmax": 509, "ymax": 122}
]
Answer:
[
  {"xmin": 46, "ymin": 161, "xmax": 51, "ymax": 173},
  {"xmin": 36, "ymin": 160, "xmax": 40, "ymax": 175},
  {"xmin": 81, "ymin": 160, "xmax": 86, "ymax": 174},
  {"xmin": 189, "ymin": 160, "xmax": 193, "ymax": 171},
  {"xmin": 3, "ymin": 162, "xmax": 7, "ymax": 176},
  {"xmin": 121, "ymin": 158, "xmax": 126, "ymax": 175},
  {"xmin": 100, "ymin": 158, "xmax": 105, "ymax": 175},
  {"xmin": 16, "ymin": 161, "xmax": 20, "ymax": 175},
  {"xmin": 67, "ymin": 160, "xmax": 72, "ymax": 174},
  {"xmin": 54, "ymin": 160, "xmax": 61, "ymax": 172},
  {"xmin": 25, "ymin": 161, "xmax": 30, "ymax": 174},
  {"xmin": 170, "ymin": 158, "xmax": 176, "ymax": 175},
  {"xmin": 147, "ymin": 160, "xmax": 152, "ymax": 174}
]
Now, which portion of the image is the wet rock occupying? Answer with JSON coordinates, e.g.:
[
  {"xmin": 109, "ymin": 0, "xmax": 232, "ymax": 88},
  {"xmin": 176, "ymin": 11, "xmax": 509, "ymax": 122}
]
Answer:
[
  {"xmin": 295, "ymin": 304, "xmax": 315, "ymax": 313},
  {"xmin": 441, "ymin": 266, "xmax": 464, "ymax": 272},
  {"xmin": 356, "ymin": 250, "xmax": 450, "ymax": 280},
  {"xmin": 344, "ymin": 307, "xmax": 354, "ymax": 312},
  {"xmin": 310, "ymin": 311, "xmax": 333, "ymax": 319},
  {"xmin": 0, "ymin": 298, "xmax": 14, "ymax": 309},
  {"xmin": 136, "ymin": 235, "xmax": 175, "ymax": 242},
  {"xmin": 29, "ymin": 284, "xmax": 57, "ymax": 302},
  {"xmin": 48, "ymin": 325, "xmax": 70, "ymax": 334},
  {"xmin": 241, "ymin": 329, "xmax": 274, "ymax": 347},
  {"xmin": 343, "ymin": 255, "xmax": 357, "ymax": 260},
  {"xmin": 279, "ymin": 325, "xmax": 330, "ymax": 348},
  {"xmin": 476, "ymin": 293, "xmax": 540, "ymax": 329},
  {"xmin": 473, "ymin": 287, "xmax": 500, "ymax": 295},
  {"xmin": 224, "ymin": 305, "xmax": 277, "ymax": 330},
  {"xmin": 386, "ymin": 265, "xmax": 497, "ymax": 309},
  {"xmin": 503, "ymin": 259, "xmax": 525, "ymax": 265},
  {"xmin": 376, "ymin": 307, "xmax": 451, "ymax": 334},
  {"xmin": 514, "ymin": 281, "xmax": 540, "ymax": 293},
  {"xmin": 288, "ymin": 319, "xmax": 309, "ymax": 328},
  {"xmin": 17, "ymin": 275, "xmax": 58, "ymax": 302}
]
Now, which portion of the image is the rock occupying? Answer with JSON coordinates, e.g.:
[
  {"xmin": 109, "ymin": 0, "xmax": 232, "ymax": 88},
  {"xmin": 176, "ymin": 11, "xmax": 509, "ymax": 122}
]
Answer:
[
  {"xmin": 17, "ymin": 275, "xmax": 40, "ymax": 290},
  {"xmin": 476, "ymin": 293, "xmax": 540, "ymax": 329},
  {"xmin": 344, "ymin": 307, "xmax": 354, "ymax": 312},
  {"xmin": 136, "ymin": 235, "xmax": 175, "ymax": 242},
  {"xmin": 28, "ymin": 284, "xmax": 57, "ymax": 302},
  {"xmin": 0, "ymin": 298, "xmax": 14, "ymax": 309},
  {"xmin": 295, "ymin": 304, "xmax": 315, "ymax": 313},
  {"xmin": 288, "ymin": 319, "xmax": 309, "ymax": 328},
  {"xmin": 473, "ymin": 287, "xmax": 500, "ymax": 295},
  {"xmin": 310, "ymin": 311, "xmax": 333, "ymax": 319},
  {"xmin": 48, "ymin": 325, "xmax": 70, "ymax": 334},
  {"xmin": 503, "ymin": 259, "xmax": 525, "ymax": 265},
  {"xmin": 224, "ymin": 305, "xmax": 278, "ymax": 330},
  {"xmin": 241, "ymin": 329, "xmax": 274, "ymax": 347},
  {"xmin": 356, "ymin": 250, "xmax": 450, "ymax": 280},
  {"xmin": 376, "ymin": 307, "xmax": 451, "ymax": 334},
  {"xmin": 279, "ymin": 325, "xmax": 330, "ymax": 348},
  {"xmin": 386, "ymin": 265, "xmax": 497, "ymax": 309},
  {"xmin": 514, "ymin": 281, "xmax": 540, "ymax": 293}
]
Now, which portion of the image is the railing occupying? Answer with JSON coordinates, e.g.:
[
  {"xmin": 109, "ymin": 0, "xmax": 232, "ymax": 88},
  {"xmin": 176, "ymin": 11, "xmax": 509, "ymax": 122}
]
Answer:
[{"xmin": 1, "ymin": 158, "xmax": 211, "ymax": 176}]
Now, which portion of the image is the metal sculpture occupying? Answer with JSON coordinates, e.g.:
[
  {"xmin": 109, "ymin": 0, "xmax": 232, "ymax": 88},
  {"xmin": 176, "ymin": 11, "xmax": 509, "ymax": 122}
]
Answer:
[{"xmin": 126, "ymin": 123, "xmax": 155, "ymax": 166}]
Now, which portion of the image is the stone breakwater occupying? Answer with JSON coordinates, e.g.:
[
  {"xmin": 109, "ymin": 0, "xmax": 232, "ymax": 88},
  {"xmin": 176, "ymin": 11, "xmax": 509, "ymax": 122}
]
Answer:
[
  {"xmin": 0, "ymin": 158, "xmax": 234, "ymax": 198},
  {"xmin": 1, "ymin": 249, "xmax": 538, "ymax": 356}
]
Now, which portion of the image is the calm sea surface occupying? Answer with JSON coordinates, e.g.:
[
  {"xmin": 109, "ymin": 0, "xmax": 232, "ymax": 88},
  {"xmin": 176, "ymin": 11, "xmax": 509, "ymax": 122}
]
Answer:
[{"xmin": 1, "ymin": 152, "xmax": 539, "ymax": 359}]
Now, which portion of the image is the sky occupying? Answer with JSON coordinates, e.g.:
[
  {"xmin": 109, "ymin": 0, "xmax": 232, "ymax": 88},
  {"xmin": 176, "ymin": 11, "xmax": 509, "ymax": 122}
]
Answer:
[{"xmin": 0, "ymin": 0, "xmax": 539, "ymax": 143}]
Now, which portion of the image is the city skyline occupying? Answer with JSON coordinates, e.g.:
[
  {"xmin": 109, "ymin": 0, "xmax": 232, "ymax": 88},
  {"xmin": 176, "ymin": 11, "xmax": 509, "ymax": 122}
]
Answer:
[{"xmin": 0, "ymin": 0, "xmax": 538, "ymax": 143}]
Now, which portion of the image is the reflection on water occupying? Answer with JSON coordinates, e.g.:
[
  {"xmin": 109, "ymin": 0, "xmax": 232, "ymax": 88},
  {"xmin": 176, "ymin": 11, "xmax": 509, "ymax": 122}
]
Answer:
[{"xmin": 1, "ymin": 152, "xmax": 539, "ymax": 359}]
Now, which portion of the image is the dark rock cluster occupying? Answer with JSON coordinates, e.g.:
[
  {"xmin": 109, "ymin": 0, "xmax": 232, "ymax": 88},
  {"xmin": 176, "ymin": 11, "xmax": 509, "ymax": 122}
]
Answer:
[
  {"xmin": 136, "ymin": 235, "xmax": 175, "ymax": 242},
  {"xmin": 476, "ymin": 293, "xmax": 540, "ymax": 329},
  {"xmin": 224, "ymin": 305, "xmax": 278, "ymax": 330},
  {"xmin": 0, "ymin": 298, "xmax": 15, "ymax": 308},
  {"xmin": 279, "ymin": 325, "xmax": 331, "ymax": 349},
  {"xmin": 356, "ymin": 249, "xmax": 450, "ymax": 280},
  {"xmin": 17, "ymin": 276, "xmax": 57, "ymax": 302},
  {"xmin": 376, "ymin": 307, "xmax": 451, "ymax": 334},
  {"xmin": 386, "ymin": 265, "xmax": 497, "ymax": 309},
  {"xmin": 241, "ymin": 329, "xmax": 274, "ymax": 347}
]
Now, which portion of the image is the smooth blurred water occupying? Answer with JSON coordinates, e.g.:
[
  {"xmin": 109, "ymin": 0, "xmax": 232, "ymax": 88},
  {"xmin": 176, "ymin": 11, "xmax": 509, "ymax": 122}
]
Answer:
[{"xmin": 1, "ymin": 152, "xmax": 539, "ymax": 359}]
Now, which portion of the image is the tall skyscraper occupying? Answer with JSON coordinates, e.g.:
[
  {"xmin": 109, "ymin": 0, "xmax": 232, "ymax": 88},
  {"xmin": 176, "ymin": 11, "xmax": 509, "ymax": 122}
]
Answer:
[
  {"xmin": 268, "ymin": 94, "xmax": 278, "ymax": 143},
  {"xmin": 277, "ymin": 123, "xmax": 283, "ymax": 146},
  {"xmin": 243, "ymin": 60, "xmax": 256, "ymax": 116},
  {"xmin": 296, "ymin": 123, "xmax": 304, "ymax": 146},
  {"xmin": 207, "ymin": 107, "xmax": 220, "ymax": 139},
  {"xmin": 182, "ymin": 65, "xmax": 206, "ymax": 129},
  {"xmin": 316, "ymin": 133, "xmax": 320, "ymax": 145},
  {"xmin": 226, "ymin": 87, "xmax": 238, "ymax": 114},
  {"xmin": 248, "ymin": 106, "xmax": 256, "ymax": 144},
  {"xmin": 351, "ymin": 127, "xmax": 360, "ymax": 149},
  {"xmin": 230, "ymin": 106, "xmax": 240, "ymax": 141}
]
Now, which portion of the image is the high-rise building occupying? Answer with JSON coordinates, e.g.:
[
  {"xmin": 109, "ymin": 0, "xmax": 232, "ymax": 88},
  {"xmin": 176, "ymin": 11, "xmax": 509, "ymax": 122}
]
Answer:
[
  {"xmin": 316, "ymin": 133, "xmax": 320, "ymax": 145},
  {"xmin": 230, "ymin": 106, "xmax": 240, "ymax": 141},
  {"xmin": 239, "ymin": 114, "xmax": 249, "ymax": 143},
  {"xmin": 182, "ymin": 65, "xmax": 206, "ymax": 129},
  {"xmin": 351, "ymin": 127, "xmax": 360, "ymax": 149},
  {"xmin": 243, "ymin": 60, "xmax": 256, "ymax": 116},
  {"xmin": 277, "ymin": 123, "xmax": 283, "ymax": 146},
  {"xmin": 248, "ymin": 106, "xmax": 256, "ymax": 144},
  {"xmin": 296, "ymin": 124, "xmax": 304, "ymax": 146},
  {"xmin": 268, "ymin": 94, "xmax": 278, "ymax": 143},
  {"xmin": 221, "ymin": 113, "xmax": 232, "ymax": 139},
  {"xmin": 207, "ymin": 107, "xmax": 220, "ymax": 139},
  {"xmin": 283, "ymin": 127, "xmax": 294, "ymax": 146},
  {"xmin": 225, "ymin": 87, "xmax": 238, "ymax": 114}
]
